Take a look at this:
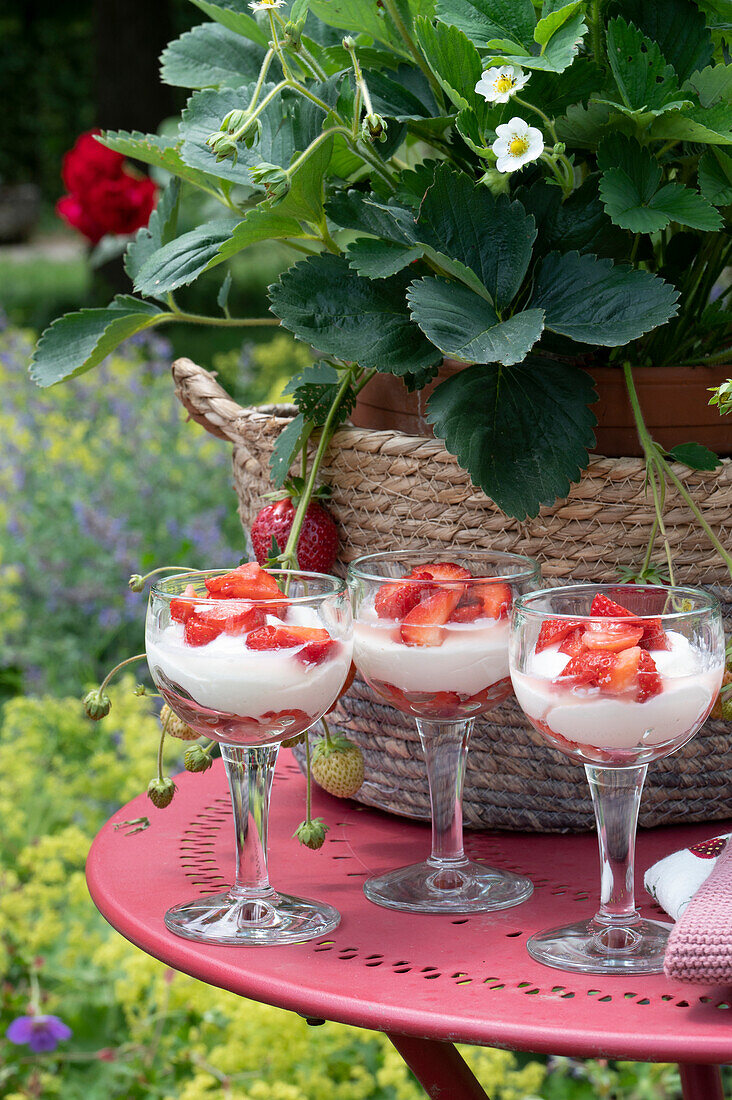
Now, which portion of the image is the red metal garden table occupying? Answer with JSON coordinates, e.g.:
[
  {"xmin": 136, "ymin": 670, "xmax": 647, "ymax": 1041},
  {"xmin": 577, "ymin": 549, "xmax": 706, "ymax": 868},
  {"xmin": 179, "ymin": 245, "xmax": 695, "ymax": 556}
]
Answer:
[{"xmin": 86, "ymin": 755, "xmax": 732, "ymax": 1100}]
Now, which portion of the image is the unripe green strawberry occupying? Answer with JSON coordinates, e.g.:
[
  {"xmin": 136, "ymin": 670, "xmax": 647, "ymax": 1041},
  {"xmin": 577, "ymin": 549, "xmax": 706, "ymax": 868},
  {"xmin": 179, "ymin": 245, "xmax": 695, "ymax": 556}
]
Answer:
[
  {"xmin": 147, "ymin": 777, "xmax": 176, "ymax": 808},
  {"xmin": 184, "ymin": 745, "xmax": 213, "ymax": 773},
  {"xmin": 160, "ymin": 703, "xmax": 199, "ymax": 741},
  {"xmin": 83, "ymin": 687, "xmax": 111, "ymax": 720},
  {"xmin": 294, "ymin": 818, "xmax": 329, "ymax": 850},
  {"xmin": 311, "ymin": 734, "xmax": 364, "ymax": 799}
]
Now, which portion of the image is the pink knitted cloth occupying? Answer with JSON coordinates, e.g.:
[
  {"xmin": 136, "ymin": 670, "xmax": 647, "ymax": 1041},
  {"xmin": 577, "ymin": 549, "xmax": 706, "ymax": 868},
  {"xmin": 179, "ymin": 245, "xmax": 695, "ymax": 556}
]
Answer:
[{"xmin": 665, "ymin": 838, "xmax": 732, "ymax": 984}]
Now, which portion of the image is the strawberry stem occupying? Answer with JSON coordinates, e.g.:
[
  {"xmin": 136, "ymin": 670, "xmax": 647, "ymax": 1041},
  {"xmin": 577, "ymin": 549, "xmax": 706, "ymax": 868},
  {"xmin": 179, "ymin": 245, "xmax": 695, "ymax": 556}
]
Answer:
[
  {"xmin": 321, "ymin": 715, "xmax": 333, "ymax": 748},
  {"xmin": 157, "ymin": 706, "xmax": 171, "ymax": 782},
  {"xmin": 99, "ymin": 653, "xmax": 147, "ymax": 696},
  {"xmin": 304, "ymin": 730, "xmax": 313, "ymax": 823}
]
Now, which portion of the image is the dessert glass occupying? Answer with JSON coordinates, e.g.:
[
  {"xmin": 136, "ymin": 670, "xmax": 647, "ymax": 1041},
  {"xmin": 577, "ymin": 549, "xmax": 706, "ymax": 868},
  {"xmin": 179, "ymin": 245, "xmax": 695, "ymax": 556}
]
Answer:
[
  {"xmin": 146, "ymin": 568, "xmax": 353, "ymax": 946},
  {"xmin": 510, "ymin": 583, "xmax": 725, "ymax": 974},
  {"xmin": 348, "ymin": 549, "xmax": 540, "ymax": 913}
]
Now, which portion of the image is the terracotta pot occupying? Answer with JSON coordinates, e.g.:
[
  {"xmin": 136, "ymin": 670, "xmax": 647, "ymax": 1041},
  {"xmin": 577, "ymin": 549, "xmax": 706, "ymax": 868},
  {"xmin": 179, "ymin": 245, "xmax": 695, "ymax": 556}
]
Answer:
[{"xmin": 351, "ymin": 360, "xmax": 732, "ymax": 457}]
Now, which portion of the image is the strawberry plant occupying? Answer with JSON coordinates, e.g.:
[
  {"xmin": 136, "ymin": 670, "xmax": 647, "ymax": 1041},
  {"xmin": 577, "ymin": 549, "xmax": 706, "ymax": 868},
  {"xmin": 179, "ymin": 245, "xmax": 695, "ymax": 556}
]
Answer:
[{"xmin": 29, "ymin": 0, "xmax": 732, "ymax": 569}]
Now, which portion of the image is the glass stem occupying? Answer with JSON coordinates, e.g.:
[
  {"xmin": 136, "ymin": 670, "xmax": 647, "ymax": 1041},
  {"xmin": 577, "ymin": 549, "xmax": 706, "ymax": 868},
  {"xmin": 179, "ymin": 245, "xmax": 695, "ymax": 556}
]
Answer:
[
  {"xmin": 221, "ymin": 743, "xmax": 278, "ymax": 899},
  {"xmin": 416, "ymin": 718, "xmax": 474, "ymax": 866},
  {"xmin": 585, "ymin": 764, "xmax": 647, "ymax": 927}
]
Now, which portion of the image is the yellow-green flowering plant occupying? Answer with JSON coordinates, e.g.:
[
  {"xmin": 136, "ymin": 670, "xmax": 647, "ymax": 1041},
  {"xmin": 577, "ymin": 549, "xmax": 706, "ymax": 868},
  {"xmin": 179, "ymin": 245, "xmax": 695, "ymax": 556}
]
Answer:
[{"xmin": 29, "ymin": 0, "xmax": 731, "ymax": 546}]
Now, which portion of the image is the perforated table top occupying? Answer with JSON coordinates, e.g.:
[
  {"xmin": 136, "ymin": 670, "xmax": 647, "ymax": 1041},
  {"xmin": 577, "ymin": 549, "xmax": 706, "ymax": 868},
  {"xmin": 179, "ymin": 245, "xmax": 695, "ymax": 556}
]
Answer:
[{"xmin": 86, "ymin": 755, "xmax": 732, "ymax": 1066}]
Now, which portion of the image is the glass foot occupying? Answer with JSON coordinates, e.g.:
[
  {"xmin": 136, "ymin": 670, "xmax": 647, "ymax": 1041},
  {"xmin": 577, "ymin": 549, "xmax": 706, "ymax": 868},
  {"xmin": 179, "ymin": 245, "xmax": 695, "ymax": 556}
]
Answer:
[
  {"xmin": 363, "ymin": 858, "xmax": 533, "ymax": 914},
  {"xmin": 527, "ymin": 916, "xmax": 673, "ymax": 974},
  {"xmin": 164, "ymin": 888, "xmax": 340, "ymax": 946}
]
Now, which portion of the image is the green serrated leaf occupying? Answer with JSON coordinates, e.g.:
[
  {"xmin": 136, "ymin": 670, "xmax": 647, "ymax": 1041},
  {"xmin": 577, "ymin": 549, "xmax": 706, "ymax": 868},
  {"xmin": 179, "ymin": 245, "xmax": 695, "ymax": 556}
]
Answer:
[
  {"xmin": 269, "ymin": 254, "xmax": 442, "ymax": 376},
  {"xmin": 651, "ymin": 102, "xmax": 732, "ymax": 145},
  {"xmin": 531, "ymin": 251, "xmax": 679, "ymax": 346},
  {"xmin": 434, "ymin": 0, "xmax": 535, "ymax": 49},
  {"xmin": 415, "ymin": 164, "xmax": 536, "ymax": 310},
  {"xmin": 534, "ymin": 1, "xmax": 583, "ymax": 46},
  {"xmin": 160, "ymin": 23, "xmax": 265, "ymax": 88},
  {"xmin": 290, "ymin": 0, "xmax": 310, "ymax": 20},
  {"xmin": 30, "ymin": 297, "xmax": 166, "ymax": 388},
  {"xmin": 521, "ymin": 60, "xmax": 604, "ymax": 116},
  {"xmin": 699, "ymin": 147, "xmax": 732, "ymax": 205},
  {"xmin": 688, "ymin": 63, "xmax": 732, "ymax": 108},
  {"xmin": 125, "ymin": 178, "xmax": 181, "ymax": 294},
  {"xmin": 486, "ymin": 8, "xmax": 586, "ymax": 72},
  {"xmin": 426, "ymin": 356, "xmax": 597, "ymax": 518},
  {"xmin": 133, "ymin": 218, "xmax": 240, "ymax": 297},
  {"xmin": 309, "ymin": 0, "xmax": 398, "ymax": 45},
  {"xmin": 611, "ymin": 0, "xmax": 713, "ymax": 83},
  {"xmin": 99, "ymin": 130, "xmax": 219, "ymax": 192},
  {"xmin": 606, "ymin": 17, "xmax": 682, "ymax": 113},
  {"xmin": 647, "ymin": 182, "xmax": 723, "ymax": 230},
  {"xmin": 347, "ymin": 238, "xmax": 423, "ymax": 278},
  {"xmin": 217, "ymin": 270, "xmax": 233, "ymax": 311},
  {"xmin": 668, "ymin": 441, "xmax": 721, "ymax": 470},
  {"xmin": 408, "ymin": 277, "xmax": 544, "ymax": 364},
  {"xmin": 414, "ymin": 16, "xmax": 487, "ymax": 119},
  {"xmin": 368, "ymin": 65, "xmax": 442, "ymax": 121},
  {"xmin": 555, "ymin": 100, "xmax": 612, "ymax": 146},
  {"xmin": 326, "ymin": 190, "xmax": 419, "ymax": 245},
  {"xmin": 283, "ymin": 362, "xmax": 356, "ymax": 426},
  {"xmin": 188, "ymin": 0, "xmax": 269, "ymax": 46},
  {"xmin": 270, "ymin": 413, "xmax": 308, "ymax": 488}
]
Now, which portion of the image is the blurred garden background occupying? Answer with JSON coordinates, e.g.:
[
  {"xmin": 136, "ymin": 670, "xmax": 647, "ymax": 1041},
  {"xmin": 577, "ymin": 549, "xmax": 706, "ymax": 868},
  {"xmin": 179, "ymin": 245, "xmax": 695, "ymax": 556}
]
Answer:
[{"xmin": 0, "ymin": 2, "xmax": 721, "ymax": 1097}]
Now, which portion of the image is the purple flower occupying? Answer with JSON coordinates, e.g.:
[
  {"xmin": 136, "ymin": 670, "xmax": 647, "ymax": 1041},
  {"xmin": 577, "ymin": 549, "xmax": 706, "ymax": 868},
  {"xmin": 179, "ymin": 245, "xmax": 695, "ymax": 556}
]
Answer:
[{"xmin": 6, "ymin": 1014, "xmax": 72, "ymax": 1053}]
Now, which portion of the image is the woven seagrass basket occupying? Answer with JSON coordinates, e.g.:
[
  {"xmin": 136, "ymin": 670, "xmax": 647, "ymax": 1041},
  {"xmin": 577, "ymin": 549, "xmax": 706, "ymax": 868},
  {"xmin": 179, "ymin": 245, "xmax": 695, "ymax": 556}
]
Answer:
[{"xmin": 172, "ymin": 356, "xmax": 732, "ymax": 833}]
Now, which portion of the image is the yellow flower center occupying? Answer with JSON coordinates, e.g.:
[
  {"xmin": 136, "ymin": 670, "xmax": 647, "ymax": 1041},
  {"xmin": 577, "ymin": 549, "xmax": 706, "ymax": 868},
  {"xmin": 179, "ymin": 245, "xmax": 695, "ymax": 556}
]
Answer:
[
  {"xmin": 494, "ymin": 75, "xmax": 516, "ymax": 94},
  {"xmin": 508, "ymin": 136, "xmax": 530, "ymax": 157}
]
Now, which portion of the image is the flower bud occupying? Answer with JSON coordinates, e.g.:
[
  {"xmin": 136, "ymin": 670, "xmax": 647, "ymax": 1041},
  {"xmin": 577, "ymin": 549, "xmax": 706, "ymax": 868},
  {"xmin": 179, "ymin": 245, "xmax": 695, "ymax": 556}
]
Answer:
[
  {"xmin": 160, "ymin": 703, "xmax": 199, "ymax": 741},
  {"xmin": 205, "ymin": 131, "xmax": 239, "ymax": 164},
  {"xmin": 294, "ymin": 818, "xmax": 329, "ymax": 850},
  {"xmin": 249, "ymin": 162, "xmax": 290, "ymax": 202},
  {"xmin": 283, "ymin": 19, "xmax": 304, "ymax": 48},
  {"xmin": 478, "ymin": 167, "xmax": 511, "ymax": 196},
  {"xmin": 147, "ymin": 777, "xmax": 176, "ymax": 809},
  {"xmin": 361, "ymin": 113, "xmax": 388, "ymax": 143},
  {"xmin": 342, "ymin": 35, "xmax": 355, "ymax": 50},
  {"xmin": 128, "ymin": 574, "xmax": 144, "ymax": 592},
  {"xmin": 184, "ymin": 745, "xmax": 213, "ymax": 773},
  {"xmin": 133, "ymin": 683, "xmax": 148, "ymax": 697},
  {"xmin": 83, "ymin": 688, "xmax": 111, "ymax": 720},
  {"xmin": 222, "ymin": 108, "xmax": 249, "ymax": 132}
]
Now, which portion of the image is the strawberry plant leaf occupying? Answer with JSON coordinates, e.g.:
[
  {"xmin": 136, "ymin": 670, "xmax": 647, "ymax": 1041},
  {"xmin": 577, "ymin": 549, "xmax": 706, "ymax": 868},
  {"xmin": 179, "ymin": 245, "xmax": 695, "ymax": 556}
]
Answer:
[
  {"xmin": 188, "ymin": 0, "xmax": 269, "ymax": 46},
  {"xmin": 426, "ymin": 357, "xmax": 597, "ymax": 518},
  {"xmin": 125, "ymin": 177, "xmax": 182, "ymax": 294},
  {"xmin": 667, "ymin": 442, "xmax": 721, "ymax": 470},
  {"xmin": 487, "ymin": 9, "xmax": 587, "ymax": 72},
  {"xmin": 534, "ymin": 1, "xmax": 583, "ymax": 46},
  {"xmin": 269, "ymin": 254, "xmax": 442, "ymax": 376},
  {"xmin": 651, "ymin": 102, "xmax": 732, "ymax": 145},
  {"xmin": 217, "ymin": 270, "xmax": 233, "ymax": 311},
  {"xmin": 160, "ymin": 23, "xmax": 265, "ymax": 88},
  {"xmin": 283, "ymin": 362, "xmax": 357, "ymax": 426},
  {"xmin": 605, "ymin": 18, "xmax": 689, "ymax": 114},
  {"xmin": 699, "ymin": 147, "xmax": 732, "ymax": 205},
  {"xmin": 408, "ymin": 277, "xmax": 544, "ymax": 365},
  {"xmin": 346, "ymin": 238, "xmax": 423, "ymax": 278},
  {"xmin": 435, "ymin": 0, "xmax": 535, "ymax": 49},
  {"xmin": 309, "ymin": 0, "xmax": 399, "ymax": 45},
  {"xmin": 100, "ymin": 130, "xmax": 218, "ymax": 192},
  {"xmin": 414, "ymin": 17, "xmax": 489, "ymax": 121},
  {"xmin": 270, "ymin": 413, "xmax": 308, "ymax": 488},
  {"xmin": 30, "ymin": 298, "xmax": 166, "ymax": 388},
  {"xmin": 531, "ymin": 251, "xmax": 679, "ymax": 345},
  {"xmin": 611, "ymin": 0, "xmax": 713, "ymax": 83},
  {"xmin": 133, "ymin": 218, "xmax": 240, "ymax": 296},
  {"xmin": 688, "ymin": 63, "xmax": 732, "ymax": 108},
  {"xmin": 368, "ymin": 65, "xmax": 442, "ymax": 121}
]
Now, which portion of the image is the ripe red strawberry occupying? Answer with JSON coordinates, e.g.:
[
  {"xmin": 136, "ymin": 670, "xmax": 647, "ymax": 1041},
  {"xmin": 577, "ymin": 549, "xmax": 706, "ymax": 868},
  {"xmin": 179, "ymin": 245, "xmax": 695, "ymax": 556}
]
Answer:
[
  {"xmin": 184, "ymin": 614, "xmax": 223, "ymax": 647},
  {"xmin": 636, "ymin": 650, "xmax": 662, "ymax": 702},
  {"xmin": 602, "ymin": 646, "xmax": 642, "ymax": 694},
  {"xmin": 170, "ymin": 583, "xmax": 199, "ymax": 623},
  {"xmin": 582, "ymin": 621, "xmax": 644, "ymax": 652},
  {"xmin": 205, "ymin": 562, "xmax": 284, "ymax": 601},
  {"xmin": 375, "ymin": 580, "xmax": 428, "ymax": 620},
  {"xmin": 475, "ymin": 582, "xmax": 512, "ymax": 619},
  {"xmin": 401, "ymin": 588, "xmax": 462, "ymax": 646},
  {"xmin": 449, "ymin": 600, "xmax": 483, "ymax": 623},
  {"xmin": 555, "ymin": 649, "xmax": 617, "ymax": 687},
  {"xmin": 590, "ymin": 593, "xmax": 670, "ymax": 650},
  {"xmin": 251, "ymin": 498, "xmax": 338, "ymax": 573},
  {"xmin": 558, "ymin": 627, "xmax": 585, "ymax": 656},
  {"xmin": 246, "ymin": 624, "xmax": 335, "ymax": 664},
  {"xmin": 409, "ymin": 562, "xmax": 471, "ymax": 582},
  {"xmin": 536, "ymin": 617, "xmax": 585, "ymax": 652}
]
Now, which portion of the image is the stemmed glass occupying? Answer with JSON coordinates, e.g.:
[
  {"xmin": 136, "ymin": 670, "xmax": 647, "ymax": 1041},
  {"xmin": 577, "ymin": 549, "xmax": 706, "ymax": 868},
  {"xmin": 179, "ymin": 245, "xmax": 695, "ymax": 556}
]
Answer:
[
  {"xmin": 510, "ymin": 583, "xmax": 725, "ymax": 974},
  {"xmin": 146, "ymin": 567, "xmax": 353, "ymax": 946},
  {"xmin": 347, "ymin": 549, "xmax": 540, "ymax": 913}
]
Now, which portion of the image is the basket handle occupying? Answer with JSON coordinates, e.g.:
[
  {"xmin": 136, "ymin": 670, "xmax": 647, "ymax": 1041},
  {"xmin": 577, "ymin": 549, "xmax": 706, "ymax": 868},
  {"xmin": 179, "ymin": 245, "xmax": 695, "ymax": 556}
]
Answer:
[{"xmin": 171, "ymin": 357, "xmax": 248, "ymax": 444}]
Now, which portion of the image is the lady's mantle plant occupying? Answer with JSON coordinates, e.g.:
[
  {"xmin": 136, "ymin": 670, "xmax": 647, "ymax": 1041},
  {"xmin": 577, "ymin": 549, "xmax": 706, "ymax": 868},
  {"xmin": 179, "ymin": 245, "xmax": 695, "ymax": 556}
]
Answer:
[{"xmin": 31, "ymin": 0, "xmax": 732, "ymax": 532}]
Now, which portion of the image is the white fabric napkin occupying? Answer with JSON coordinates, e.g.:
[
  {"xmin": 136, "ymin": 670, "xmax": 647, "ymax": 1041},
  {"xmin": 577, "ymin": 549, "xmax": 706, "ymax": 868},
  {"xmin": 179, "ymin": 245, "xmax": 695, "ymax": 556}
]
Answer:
[{"xmin": 644, "ymin": 834, "xmax": 730, "ymax": 921}]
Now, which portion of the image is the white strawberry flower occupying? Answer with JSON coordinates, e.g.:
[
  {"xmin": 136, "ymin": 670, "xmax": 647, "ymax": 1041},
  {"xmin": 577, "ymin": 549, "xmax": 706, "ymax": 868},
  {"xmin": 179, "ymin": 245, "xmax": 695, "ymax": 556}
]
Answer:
[
  {"xmin": 475, "ymin": 65, "xmax": 530, "ymax": 104},
  {"xmin": 249, "ymin": 0, "xmax": 285, "ymax": 10},
  {"xmin": 492, "ymin": 117, "xmax": 544, "ymax": 173}
]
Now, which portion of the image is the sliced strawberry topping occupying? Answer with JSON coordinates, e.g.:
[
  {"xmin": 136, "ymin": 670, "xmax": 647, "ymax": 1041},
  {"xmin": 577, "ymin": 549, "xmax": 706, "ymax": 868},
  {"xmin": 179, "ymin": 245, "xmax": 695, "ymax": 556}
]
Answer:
[
  {"xmin": 375, "ymin": 580, "xmax": 428, "ymax": 620},
  {"xmin": 536, "ymin": 618, "xmax": 585, "ymax": 652},
  {"xmin": 205, "ymin": 562, "xmax": 283, "ymax": 601},
  {"xmin": 602, "ymin": 646, "xmax": 641, "ymax": 694},
  {"xmin": 589, "ymin": 592, "xmax": 670, "ymax": 650},
  {"xmin": 558, "ymin": 627, "xmax": 585, "ymax": 656},
  {"xmin": 409, "ymin": 562, "xmax": 472, "ymax": 581},
  {"xmin": 475, "ymin": 582, "xmax": 512, "ymax": 620},
  {"xmin": 246, "ymin": 624, "xmax": 335, "ymax": 664},
  {"xmin": 555, "ymin": 650, "xmax": 617, "ymax": 687},
  {"xmin": 170, "ymin": 583, "xmax": 199, "ymax": 624},
  {"xmin": 184, "ymin": 614, "xmax": 224, "ymax": 647},
  {"xmin": 590, "ymin": 593, "xmax": 633, "ymax": 618},
  {"xmin": 401, "ymin": 588, "xmax": 462, "ymax": 647},
  {"xmin": 638, "ymin": 619, "xmax": 671, "ymax": 651},
  {"xmin": 582, "ymin": 621, "xmax": 644, "ymax": 652},
  {"xmin": 449, "ymin": 600, "xmax": 483, "ymax": 623},
  {"xmin": 637, "ymin": 650, "xmax": 662, "ymax": 702}
]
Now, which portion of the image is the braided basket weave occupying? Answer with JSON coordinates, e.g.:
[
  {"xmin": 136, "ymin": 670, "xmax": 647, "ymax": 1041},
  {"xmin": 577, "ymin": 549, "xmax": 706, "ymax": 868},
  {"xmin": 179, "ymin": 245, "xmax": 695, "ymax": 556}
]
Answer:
[{"xmin": 172, "ymin": 357, "xmax": 732, "ymax": 832}]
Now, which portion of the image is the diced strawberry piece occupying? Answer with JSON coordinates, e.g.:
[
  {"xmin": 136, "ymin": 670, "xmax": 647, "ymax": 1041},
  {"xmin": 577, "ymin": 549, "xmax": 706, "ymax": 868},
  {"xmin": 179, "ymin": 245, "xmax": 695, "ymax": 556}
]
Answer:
[
  {"xmin": 205, "ymin": 562, "xmax": 283, "ymax": 601},
  {"xmin": 184, "ymin": 613, "xmax": 224, "ymax": 647},
  {"xmin": 558, "ymin": 627, "xmax": 585, "ymax": 656},
  {"xmin": 582, "ymin": 621, "xmax": 644, "ymax": 652},
  {"xmin": 170, "ymin": 583, "xmax": 200, "ymax": 624},
  {"xmin": 475, "ymin": 582, "xmax": 512, "ymax": 620},
  {"xmin": 409, "ymin": 562, "xmax": 471, "ymax": 581},
  {"xmin": 375, "ymin": 580, "xmax": 428, "ymax": 621},
  {"xmin": 602, "ymin": 646, "xmax": 641, "ymax": 694},
  {"xmin": 555, "ymin": 649, "xmax": 617, "ymax": 687},
  {"xmin": 400, "ymin": 588, "xmax": 462, "ymax": 647},
  {"xmin": 449, "ymin": 600, "xmax": 483, "ymax": 623},
  {"xmin": 245, "ymin": 624, "xmax": 335, "ymax": 664},
  {"xmin": 536, "ymin": 618, "xmax": 585, "ymax": 653},
  {"xmin": 637, "ymin": 650, "xmax": 662, "ymax": 702},
  {"xmin": 195, "ymin": 602, "xmax": 266, "ymax": 637},
  {"xmin": 590, "ymin": 593, "xmax": 633, "ymax": 618},
  {"xmin": 638, "ymin": 620, "xmax": 671, "ymax": 651}
]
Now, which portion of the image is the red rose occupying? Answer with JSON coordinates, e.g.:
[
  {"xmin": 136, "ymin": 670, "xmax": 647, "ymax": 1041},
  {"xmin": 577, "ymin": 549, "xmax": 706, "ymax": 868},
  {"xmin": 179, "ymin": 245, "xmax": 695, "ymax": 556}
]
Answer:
[
  {"xmin": 61, "ymin": 130, "xmax": 125, "ymax": 194},
  {"xmin": 84, "ymin": 175, "xmax": 158, "ymax": 238},
  {"xmin": 56, "ymin": 194, "xmax": 106, "ymax": 244}
]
